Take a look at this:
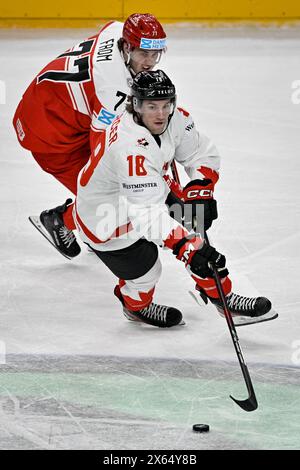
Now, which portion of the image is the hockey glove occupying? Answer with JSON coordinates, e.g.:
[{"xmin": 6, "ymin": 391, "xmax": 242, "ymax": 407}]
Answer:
[
  {"xmin": 172, "ymin": 235, "xmax": 228, "ymax": 279},
  {"xmin": 182, "ymin": 178, "xmax": 218, "ymax": 231}
]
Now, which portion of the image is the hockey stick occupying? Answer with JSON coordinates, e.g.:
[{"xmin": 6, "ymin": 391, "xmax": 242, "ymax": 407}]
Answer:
[{"xmin": 170, "ymin": 160, "xmax": 258, "ymax": 412}]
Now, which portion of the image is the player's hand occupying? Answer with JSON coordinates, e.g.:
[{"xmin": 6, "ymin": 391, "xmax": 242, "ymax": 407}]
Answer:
[
  {"xmin": 182, "ymin": 179, "xmax": 218, "ymax": 231},
  {"xmin": 173, "ymin": 235, "xmax": 228, "ymax": 279}
]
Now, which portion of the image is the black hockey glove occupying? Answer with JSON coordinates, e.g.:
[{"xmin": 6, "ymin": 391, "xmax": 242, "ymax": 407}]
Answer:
[{"xmin": 173, "ymin": 236, "xmax": 228, "ymax": 279}]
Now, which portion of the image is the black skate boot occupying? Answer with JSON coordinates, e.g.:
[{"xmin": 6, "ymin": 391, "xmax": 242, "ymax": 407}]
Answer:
[
  {"xmin": 208, "ymin": 291, "xmax": 272, "ymax": 318},
  {"xmin": 195, "ymin": 285, "xmax": 277, "ymax": 326},
  {"xmin": 114, "ymin": 286, "xmax": 184, "ymax": 328},
  {"xmin": 29, "ymin": 199, "xmax": 81, "ymax": 259}
]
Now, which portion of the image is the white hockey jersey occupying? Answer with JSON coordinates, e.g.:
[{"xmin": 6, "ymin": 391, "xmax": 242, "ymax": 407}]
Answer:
[{"xmin": 75, "ymin": 107, "xmax": 220, "ymax": 251}]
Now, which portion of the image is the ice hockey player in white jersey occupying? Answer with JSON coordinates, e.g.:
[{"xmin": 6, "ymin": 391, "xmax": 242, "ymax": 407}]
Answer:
[
  {"xmin": 75, "ymin": 70, "xmax": 273, "ymax": 327},
  {"xmin": 19, "ymin": 14, "xmax": 167, "ymax": 259}
]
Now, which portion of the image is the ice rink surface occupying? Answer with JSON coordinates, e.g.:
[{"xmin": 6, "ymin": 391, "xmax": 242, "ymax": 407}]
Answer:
[{"xmin": 0, "ymin": 24, "xmax": 300, "ymax": 450}]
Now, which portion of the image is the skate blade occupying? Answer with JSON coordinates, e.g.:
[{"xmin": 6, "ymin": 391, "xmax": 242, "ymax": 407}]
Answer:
[
  {"xmin": 189, "ymin": 290, "xmax": 206, "ymax": 307},
  {"xmin": 214, "ymin": 305, "xmax": 278, "ymax": 327},
  {"xmin": 233, "ymin": 309, "xmax": 278, "ymax": 327},
  {"xmin": 123, "ymin": 309, "xmax": 185, "ymax": 326},
  {"xmin": 189, "ymin": 290, "xmax": 278, "ymax": 327},
  {"xmin": 28, "ymin": 216, "xmax": 72, "ymax": 260}
]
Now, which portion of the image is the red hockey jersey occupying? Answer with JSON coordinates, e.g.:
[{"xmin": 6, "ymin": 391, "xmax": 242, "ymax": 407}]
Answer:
[{"xmin": 13, "ymin": 21, "xmax": 132, "ymax": 154}]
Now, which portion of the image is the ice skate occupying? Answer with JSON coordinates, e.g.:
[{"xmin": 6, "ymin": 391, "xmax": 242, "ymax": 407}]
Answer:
[
  {"xmin": 29, "ymin": 199, "xmax": 81, "ymax": 260},
  {"xmin": 194, "ymin": 286, "xmax": 278, "ymax": 327},
  {"xmin": 114, "ymin": 286, "xmax": 184, "ymax": 328}
]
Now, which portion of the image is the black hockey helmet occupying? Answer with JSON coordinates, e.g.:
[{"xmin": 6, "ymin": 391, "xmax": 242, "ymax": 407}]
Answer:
[{"xmin": 131, "ymin": 70, "xmax": 176, "ymax": 101}]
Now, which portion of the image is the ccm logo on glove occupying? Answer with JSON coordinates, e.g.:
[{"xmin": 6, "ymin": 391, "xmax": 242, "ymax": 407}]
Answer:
[{"xmin": 186, "ymin": 189, "xmax": 213, "ymax": 199}]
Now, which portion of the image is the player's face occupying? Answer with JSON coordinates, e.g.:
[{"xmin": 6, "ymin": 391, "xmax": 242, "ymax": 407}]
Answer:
[
  {"xmin": 139, "ymin": 99, "xmax": 173, "ymax": 135},
  {"xmin": 129, "ymin": 49, "xmax": 163, "ymax": 74}
]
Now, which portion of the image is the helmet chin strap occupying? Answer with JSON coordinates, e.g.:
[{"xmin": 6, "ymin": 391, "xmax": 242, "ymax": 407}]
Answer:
[
  {"xmin": 128, "ymin": 64, "xmax": 137, "ymax": 77},
  {"xmin": 127, "ymin": 53, "xmax": 137, "ymax": 77},
  {"xmin": 156, "ymin": 113, "xmax": 174, "ymax": 136},
  {"xmin": 133, "ymin": 111, "xmax": 143, "ymax": 127},
  {"xmin": 121, "ymin": 46, "xmax": 137, "ymax": 77}
]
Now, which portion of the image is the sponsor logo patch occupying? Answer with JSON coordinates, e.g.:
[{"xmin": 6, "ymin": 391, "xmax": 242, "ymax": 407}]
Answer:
[
  {"xmin": 98, "ymin": 108, "xmax": 116, "ymax": 126},
  {"xmin": 121, "ymin": 181, "xmax": 158, "ymax": 194},
  {"xmin": 140, "ymin": 38, "xmax": 166, "ymax": 50},
  {"xmin": 185, "ymin": 122, "xmax": 195, "ymax": 131}
]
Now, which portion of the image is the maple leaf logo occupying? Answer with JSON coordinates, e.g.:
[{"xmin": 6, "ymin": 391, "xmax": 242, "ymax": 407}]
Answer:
[{"xmin": 137, "ymin": 138, "xmax": 149, "ymax": 147}]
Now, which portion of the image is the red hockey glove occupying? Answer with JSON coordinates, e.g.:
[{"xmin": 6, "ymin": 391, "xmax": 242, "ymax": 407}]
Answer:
[{"xmin": 182, "ymin": 167, "xmax": 219, "ymax": 231}]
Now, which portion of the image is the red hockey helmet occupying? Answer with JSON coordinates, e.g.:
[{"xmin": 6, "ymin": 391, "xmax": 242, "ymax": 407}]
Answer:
[{"xmin": 123, "ymin": 13, "xmax": 167, "ymax": 51}]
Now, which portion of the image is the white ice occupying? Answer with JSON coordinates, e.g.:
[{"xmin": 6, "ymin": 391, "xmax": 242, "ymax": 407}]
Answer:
[{"xmin": 0, "ymin": 25, "xmax": 300, "ymax": 450}]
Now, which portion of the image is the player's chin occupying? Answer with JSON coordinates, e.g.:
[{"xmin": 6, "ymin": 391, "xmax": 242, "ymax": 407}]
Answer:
[{"xmin": 152, "ymin": 122, "xmax": 166, "ymax": 134}]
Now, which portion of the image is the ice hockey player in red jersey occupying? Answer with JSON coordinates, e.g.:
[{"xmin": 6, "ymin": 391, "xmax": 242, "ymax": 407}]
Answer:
[
  {"xmin": 74, "ymin": 70, "xmax": 273, "ymax": 328},
  {"xmin": 13, "ymin": 13, "xmax": 167, "ymax": 259}
]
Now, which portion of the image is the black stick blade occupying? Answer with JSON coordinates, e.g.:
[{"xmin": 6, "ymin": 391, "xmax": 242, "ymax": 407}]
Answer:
[{"xmin": 230, "ymin": 394, "xmax": 258, "ymax": 412}]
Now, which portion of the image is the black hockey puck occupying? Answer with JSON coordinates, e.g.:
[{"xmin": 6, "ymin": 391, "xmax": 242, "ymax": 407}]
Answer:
[{"xmin": 192, "ymin": 424, "xmax": 209, "ymax": 433}]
